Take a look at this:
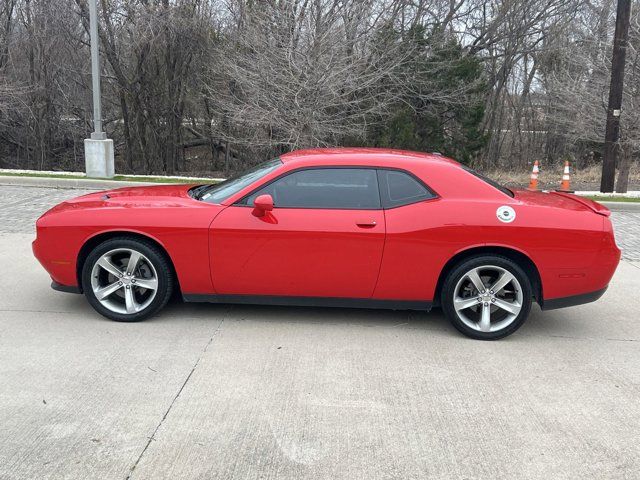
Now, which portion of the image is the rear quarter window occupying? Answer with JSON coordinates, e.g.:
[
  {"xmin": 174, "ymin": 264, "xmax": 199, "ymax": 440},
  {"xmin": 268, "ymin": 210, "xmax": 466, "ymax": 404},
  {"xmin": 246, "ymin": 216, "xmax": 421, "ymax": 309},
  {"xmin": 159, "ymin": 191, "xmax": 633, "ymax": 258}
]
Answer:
[{"xmin": 378, "ymin": 170, "xmax": 436, "ymax": 208}]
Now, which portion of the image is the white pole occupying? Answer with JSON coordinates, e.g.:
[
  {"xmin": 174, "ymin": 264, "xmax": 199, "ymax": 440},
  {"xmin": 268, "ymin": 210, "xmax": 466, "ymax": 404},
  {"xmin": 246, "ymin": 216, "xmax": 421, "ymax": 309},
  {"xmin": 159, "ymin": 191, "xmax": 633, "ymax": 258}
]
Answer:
[{"xmin": 84, "ymin": 0, "xmax": 114, "ymax": 178}]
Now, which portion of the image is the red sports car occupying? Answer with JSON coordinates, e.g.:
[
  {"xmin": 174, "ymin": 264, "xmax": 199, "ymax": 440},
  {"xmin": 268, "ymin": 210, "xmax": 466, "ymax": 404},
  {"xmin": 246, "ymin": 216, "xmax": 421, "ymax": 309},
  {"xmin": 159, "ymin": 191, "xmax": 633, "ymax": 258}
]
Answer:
[{"xmin": 33, "ymin": 148, "xmax": 620, "ymax": 339}]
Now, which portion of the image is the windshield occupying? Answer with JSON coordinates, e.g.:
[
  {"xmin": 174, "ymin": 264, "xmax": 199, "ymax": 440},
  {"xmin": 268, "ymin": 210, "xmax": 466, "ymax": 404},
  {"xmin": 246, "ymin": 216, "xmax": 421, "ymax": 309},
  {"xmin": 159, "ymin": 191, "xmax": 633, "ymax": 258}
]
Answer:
[
  {"xmin": 195, "ymin": 158, "xmax": 282, "ymax": 204},
  {"xmin": 462, "ymin": 166, "xmax": 514, "ymax": 197}
]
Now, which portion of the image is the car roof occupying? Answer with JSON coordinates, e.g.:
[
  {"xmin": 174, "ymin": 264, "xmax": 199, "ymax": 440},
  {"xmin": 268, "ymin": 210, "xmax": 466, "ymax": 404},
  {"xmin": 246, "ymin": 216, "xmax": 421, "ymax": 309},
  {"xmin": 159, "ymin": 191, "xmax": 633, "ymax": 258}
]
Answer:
[{"xmin": 279, "ymin": 148, "xmax": 460, "ymax": 167}]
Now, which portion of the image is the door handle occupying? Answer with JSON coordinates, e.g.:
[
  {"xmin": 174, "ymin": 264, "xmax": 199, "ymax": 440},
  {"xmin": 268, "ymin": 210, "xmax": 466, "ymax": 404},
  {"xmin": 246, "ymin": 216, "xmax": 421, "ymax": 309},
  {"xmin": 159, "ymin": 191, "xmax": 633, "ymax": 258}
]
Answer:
[{"xmin": 356, "ymin": 220, "xmax": 377, "ymax": 228}]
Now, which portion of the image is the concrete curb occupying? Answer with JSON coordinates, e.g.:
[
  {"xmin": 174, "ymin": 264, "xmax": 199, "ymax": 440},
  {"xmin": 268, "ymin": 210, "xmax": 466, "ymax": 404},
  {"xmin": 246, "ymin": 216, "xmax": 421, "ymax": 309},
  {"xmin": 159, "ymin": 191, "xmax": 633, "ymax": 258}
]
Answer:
[
  {"xmin": 599, "ymin": 201, "xmax": 640, "ymax": 212},
  {"xmin": 0, "ymin": 175, "xmax": 206, "ymax": 190},
  {"xmin": 1, "ymin": 174, "xmax": 639, "ymax": 212}
]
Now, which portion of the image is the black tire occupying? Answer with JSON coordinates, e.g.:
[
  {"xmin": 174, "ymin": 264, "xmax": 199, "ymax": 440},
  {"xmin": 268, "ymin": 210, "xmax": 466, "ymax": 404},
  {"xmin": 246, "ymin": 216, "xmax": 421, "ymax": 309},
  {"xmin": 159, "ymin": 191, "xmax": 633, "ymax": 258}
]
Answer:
[
  {"xmin": 441, "ymin": 255, "xmax": 532, "ymax": 340},
  {"xmin": 81, "ymin": 236, "xmax": 174, "ymax": 322}
]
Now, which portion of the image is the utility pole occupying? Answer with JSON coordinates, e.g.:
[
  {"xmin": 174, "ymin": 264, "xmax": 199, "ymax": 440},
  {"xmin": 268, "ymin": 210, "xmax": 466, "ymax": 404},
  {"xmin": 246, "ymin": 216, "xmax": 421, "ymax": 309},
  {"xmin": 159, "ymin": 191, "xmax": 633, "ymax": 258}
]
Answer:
[
  {"xmin": 84, "ymin": 0, "xmax": 114, "ymax": 178},
  {"xmin": 600, "ymin": 0, "xmax": 632, "ymax": 193}
]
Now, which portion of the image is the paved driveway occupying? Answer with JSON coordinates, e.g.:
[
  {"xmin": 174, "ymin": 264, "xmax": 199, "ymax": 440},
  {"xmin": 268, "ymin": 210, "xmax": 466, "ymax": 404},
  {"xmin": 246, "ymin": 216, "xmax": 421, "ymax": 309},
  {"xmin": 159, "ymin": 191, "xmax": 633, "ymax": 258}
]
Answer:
[{"xmin": 0, "ymin": 185, "xmax": 639, "ymax": 480}]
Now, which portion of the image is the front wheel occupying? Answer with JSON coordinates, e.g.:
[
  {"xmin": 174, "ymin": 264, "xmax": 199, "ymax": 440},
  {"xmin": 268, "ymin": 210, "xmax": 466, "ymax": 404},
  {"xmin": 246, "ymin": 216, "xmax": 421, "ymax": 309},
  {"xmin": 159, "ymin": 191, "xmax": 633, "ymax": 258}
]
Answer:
[
  {"xmin": 82, "ymin": 237, "xmax": 173, "ymax": 322},
  {"xmin": 441, "ymin": 255, "xmax": 532, "ymax": 340}
]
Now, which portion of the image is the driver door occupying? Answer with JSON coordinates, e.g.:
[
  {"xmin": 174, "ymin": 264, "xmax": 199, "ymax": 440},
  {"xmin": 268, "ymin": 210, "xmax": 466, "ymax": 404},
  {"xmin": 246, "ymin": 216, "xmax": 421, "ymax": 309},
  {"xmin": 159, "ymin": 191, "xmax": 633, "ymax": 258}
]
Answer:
[{"xmin": 209, "ymin": 168, "xmax": 385, "ymax": 298}]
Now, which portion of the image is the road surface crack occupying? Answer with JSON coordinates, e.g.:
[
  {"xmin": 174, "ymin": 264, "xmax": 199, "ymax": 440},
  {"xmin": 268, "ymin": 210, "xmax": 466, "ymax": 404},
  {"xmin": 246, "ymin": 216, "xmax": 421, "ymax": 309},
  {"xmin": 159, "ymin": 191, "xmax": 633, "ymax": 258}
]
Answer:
[{"xmin": 125, "ymin": 317, "xmax": 225, "ymax": 479}]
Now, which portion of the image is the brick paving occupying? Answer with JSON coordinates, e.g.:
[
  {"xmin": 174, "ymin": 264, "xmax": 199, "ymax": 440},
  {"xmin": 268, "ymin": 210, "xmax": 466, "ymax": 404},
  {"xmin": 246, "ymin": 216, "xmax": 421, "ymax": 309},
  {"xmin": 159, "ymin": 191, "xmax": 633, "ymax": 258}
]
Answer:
[
  {"xmin": 611, "ymin": 212, "xmax": 640, "ymax": 261},
  {"xmin": 1, "ymin": 185, "xmax": 638, "ymax": 260},
  {"xmin": 0, "ymin": 186, "xmax": 94, "ymax": 235}
]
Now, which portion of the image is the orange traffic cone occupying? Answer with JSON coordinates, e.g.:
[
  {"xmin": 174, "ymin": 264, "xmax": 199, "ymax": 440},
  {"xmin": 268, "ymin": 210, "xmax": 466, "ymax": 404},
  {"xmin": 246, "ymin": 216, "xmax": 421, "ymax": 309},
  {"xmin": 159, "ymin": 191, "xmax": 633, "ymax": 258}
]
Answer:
[
  {"xmin": 558, "ymin": 160, "xmax": 573, "ymax": 192},
  {"xmin": 527, "ymin": 160, "xmax": 540, "ymax": 191}
]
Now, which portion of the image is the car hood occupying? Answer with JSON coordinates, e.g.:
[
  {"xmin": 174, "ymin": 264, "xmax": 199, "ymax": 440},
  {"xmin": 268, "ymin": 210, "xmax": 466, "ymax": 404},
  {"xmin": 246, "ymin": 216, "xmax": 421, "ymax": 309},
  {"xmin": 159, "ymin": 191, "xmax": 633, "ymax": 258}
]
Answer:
[
  {"xmin": 40, "ymin": 183, "xmax": 212, "ymax": 218},
  {"xmin": 513, "ymin": 189, "xmax": 611, "ymax": 216}
]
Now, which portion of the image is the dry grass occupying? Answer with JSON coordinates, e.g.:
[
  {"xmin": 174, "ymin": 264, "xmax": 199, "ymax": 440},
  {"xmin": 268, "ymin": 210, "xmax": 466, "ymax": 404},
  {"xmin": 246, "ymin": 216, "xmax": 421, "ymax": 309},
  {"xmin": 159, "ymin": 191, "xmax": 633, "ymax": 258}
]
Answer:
[{"xmin": 486, "ymin": 162, "xmax": 640, "ymax": 189}]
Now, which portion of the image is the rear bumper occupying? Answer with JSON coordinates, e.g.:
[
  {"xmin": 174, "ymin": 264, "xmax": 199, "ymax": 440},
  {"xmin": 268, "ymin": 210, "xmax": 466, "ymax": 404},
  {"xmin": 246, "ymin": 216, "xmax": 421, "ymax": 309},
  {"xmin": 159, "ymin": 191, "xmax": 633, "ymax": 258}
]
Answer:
[{"xmin": 541, "ymin": 287, "xmax": 607, "ymax": 311}]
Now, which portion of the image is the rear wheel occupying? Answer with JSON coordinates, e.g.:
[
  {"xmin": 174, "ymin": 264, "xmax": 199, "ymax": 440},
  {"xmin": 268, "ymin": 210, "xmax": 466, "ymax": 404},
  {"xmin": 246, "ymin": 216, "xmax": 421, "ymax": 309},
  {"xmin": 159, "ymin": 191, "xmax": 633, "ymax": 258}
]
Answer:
[
  {"xmin": 441, "ymin": 255, "xmax": 532, "ymax": 340},
  {"xmin": 81, "ymin": 237, "xmax": 173, "ymax": 322}
]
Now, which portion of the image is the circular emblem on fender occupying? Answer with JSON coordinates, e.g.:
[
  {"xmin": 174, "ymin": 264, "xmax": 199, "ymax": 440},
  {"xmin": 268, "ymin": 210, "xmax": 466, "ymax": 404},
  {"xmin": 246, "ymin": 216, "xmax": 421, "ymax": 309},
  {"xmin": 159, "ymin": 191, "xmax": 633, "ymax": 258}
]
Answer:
[{"xmin": 496, "ymin": 206, "xmax": 516, "ymax": 223}]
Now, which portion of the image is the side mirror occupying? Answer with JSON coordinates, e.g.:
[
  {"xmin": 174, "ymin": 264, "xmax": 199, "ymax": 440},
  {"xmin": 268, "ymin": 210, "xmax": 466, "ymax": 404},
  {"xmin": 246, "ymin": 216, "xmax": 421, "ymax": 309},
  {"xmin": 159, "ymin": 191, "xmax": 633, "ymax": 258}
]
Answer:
[{"xmin": 253, "ymin": 194, "xmax": 274, "ymax": 217}]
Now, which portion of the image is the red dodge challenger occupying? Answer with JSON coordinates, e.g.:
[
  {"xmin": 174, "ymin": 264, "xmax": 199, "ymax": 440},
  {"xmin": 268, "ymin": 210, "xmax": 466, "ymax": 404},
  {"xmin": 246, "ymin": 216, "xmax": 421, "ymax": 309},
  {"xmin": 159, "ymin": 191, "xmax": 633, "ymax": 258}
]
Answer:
[{"xmin": 33, "ymin": 148, "xmax": 620, "ymax": 339}]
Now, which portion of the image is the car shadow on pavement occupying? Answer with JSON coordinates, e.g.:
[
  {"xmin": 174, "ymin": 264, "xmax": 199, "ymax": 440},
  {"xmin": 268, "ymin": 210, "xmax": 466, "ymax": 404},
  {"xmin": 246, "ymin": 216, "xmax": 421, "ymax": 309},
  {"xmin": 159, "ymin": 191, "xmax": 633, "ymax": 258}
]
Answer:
[
  {"xmin": 179, "ymin": 299, "xmax": 604, "ymax": 341},
  {"xmin": 166, "ymin": 298, "xmax": 451, "ymax": 330},
  {"xmin": 50, "ymin": 291, "xmax": 584, "ymax": 340}
]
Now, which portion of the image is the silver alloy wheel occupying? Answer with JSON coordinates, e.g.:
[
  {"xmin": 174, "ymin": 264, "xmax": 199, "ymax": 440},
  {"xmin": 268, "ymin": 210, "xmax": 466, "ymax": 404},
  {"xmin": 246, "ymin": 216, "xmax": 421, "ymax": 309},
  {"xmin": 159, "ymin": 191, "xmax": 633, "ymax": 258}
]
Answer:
[
  {"xmin": 90, "ymin": 248, "xmax": 159, "ymax": 315},
  {"xmin": 453, "ymin": 265, "xmax": 523, "ymax": 333}
]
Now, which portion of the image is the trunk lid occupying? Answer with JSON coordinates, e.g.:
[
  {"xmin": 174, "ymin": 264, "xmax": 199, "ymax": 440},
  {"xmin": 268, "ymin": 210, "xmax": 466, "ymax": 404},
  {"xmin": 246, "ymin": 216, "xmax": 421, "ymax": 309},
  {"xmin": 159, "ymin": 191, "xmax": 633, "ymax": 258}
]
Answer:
[
  {"xmin": 549, "ymin": 191, "xmax": 611, "ymax": 217},
  {"xmin": 513, "ymin": 189, "xmax": 611, "ymax": 217}
]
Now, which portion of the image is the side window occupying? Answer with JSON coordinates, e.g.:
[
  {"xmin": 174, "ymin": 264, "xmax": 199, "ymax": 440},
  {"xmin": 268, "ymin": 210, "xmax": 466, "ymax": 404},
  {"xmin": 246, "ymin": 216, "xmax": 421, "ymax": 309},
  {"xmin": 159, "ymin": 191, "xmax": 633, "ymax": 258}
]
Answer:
[
  {"xmin": 378, "ymin": 170, "xmax": 435, "ymax": 208},
  {"xmin": 242, "ymin": 168, "xmax": 381, "ymax": 209}
]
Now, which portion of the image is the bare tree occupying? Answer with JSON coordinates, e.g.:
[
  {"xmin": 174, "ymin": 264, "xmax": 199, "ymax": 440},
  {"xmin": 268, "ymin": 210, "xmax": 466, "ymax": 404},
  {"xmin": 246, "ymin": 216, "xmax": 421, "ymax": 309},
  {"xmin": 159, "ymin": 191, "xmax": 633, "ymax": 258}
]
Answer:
[
  {"xmin": 199, "ymin": 0, "xmax": 486, "ymax": 166},
  {"xmin": 545, "ymin": 0, "xmax": 640, "ymax": 187},
  {"xmin": 0, "ymin": 0, "xmax": 637, "ymax": 180}
]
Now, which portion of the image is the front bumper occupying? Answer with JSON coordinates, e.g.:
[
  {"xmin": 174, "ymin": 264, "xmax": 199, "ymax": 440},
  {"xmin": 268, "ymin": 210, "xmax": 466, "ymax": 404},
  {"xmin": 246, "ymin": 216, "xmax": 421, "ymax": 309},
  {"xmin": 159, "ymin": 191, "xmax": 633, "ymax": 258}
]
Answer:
[{"xmin": 51, "ymin": 281, "xmax": 82, "ymax": 294}]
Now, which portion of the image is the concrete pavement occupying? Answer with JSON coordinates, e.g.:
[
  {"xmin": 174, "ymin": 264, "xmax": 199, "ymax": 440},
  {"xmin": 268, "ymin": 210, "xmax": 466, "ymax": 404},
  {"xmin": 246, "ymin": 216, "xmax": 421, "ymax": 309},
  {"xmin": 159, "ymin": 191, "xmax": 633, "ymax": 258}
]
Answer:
[{"xmin": 0, "ymin": 186, "xmax": 639, "ymax": 479}]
